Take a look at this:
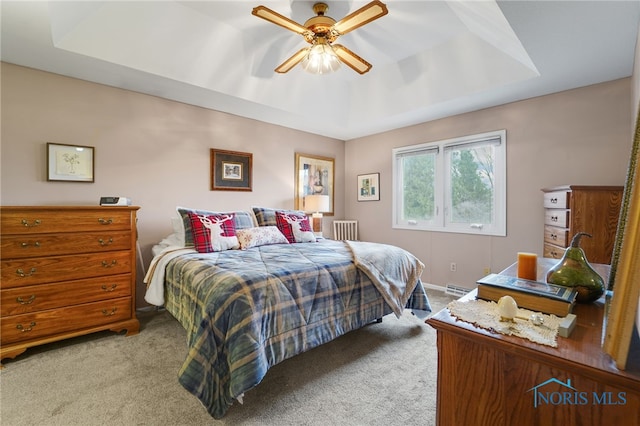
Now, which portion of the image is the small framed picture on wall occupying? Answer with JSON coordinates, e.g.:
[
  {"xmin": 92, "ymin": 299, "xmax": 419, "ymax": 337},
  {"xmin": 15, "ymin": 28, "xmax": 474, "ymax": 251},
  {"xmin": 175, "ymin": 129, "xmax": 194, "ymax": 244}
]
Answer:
[
  {"xmin": 47, "ymin": 142, "xmax": 95, "ymax": 182},
  {"xmin": 357, "ymin": 173, "xmax": 380, "ymax": 201},
  {"xmin": 210, "ymin": 149, "xmax": 253, "ymax": 191}
]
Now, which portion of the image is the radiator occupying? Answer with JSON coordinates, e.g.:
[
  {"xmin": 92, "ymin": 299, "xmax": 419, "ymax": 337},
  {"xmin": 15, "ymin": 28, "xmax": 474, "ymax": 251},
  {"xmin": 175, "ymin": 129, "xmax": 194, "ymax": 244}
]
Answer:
[
  {"xmin": 333, "ymin": 220, "xmax": 358, "ymax": 241},
  {"xmin": 445, "ymin": 284, "xmax": 472, "ymax": 297}
]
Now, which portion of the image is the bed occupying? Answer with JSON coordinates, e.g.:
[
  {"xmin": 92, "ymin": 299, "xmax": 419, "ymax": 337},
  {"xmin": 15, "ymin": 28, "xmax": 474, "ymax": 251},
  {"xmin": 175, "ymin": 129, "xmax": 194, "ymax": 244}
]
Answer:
[{"xmin": 144, "ymin": 207, "xmax": 431, "ymax": 418}]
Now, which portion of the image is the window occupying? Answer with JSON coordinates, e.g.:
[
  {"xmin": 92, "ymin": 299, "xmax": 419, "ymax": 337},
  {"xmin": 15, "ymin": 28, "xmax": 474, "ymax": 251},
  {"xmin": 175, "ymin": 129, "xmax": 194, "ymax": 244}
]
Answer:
[{"xmin": 392, "ymin": 130, "xmax": 506, "ymax": 236}]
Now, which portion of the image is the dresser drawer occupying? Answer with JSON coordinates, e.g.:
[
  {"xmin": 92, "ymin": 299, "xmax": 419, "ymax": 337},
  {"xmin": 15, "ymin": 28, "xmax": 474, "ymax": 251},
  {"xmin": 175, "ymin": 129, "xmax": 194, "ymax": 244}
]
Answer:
[
  {"xmin": 543, "ymin": 191, "xmax": 570, "ymax": 209},
  {"xmin": 0, "ymin": 251, "xmax": 132, "ymax": 289},
  {"xmin": 1, "ymin": 209, "xmax": 132, "ymax": 235},
  {"xmin": 1, "ymin": 274, "xmax": 131, "ymax": 316},
  {"xmin": 544, "ymin": 209, "xmax": 570, "ymax": 228},
  {"xmin": 543, "ymin": 243, "xmax": 566, "ymax": 259},
  {"xmin": 544, "ymin": 225, "xmax": 569, "ymax": 247},
  {"xmin": 0, "ymin": 231, "xmax": 132, "ymax": 259},
  {"xmin": 1, "ymin": 297, "xmax": 132, "ymax": 345}
]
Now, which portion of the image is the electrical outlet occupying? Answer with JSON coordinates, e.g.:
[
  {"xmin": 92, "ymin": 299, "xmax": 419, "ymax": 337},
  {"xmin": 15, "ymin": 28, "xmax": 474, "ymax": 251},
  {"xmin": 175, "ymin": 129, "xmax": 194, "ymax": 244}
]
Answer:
[
  {"xmin": 450, "ymin": 262, "xmax": 457, "ymax": 272},
  {"xmin": 483, "ymin": 267, "xmax": 491, "ymax": 275}
]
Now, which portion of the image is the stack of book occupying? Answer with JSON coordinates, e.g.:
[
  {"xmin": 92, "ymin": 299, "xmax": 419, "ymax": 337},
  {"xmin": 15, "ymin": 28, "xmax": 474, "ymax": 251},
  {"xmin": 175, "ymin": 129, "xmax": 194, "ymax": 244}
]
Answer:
[{"xmin": 476, "ymin": 273, "xmax": 577, "ymax": 317}]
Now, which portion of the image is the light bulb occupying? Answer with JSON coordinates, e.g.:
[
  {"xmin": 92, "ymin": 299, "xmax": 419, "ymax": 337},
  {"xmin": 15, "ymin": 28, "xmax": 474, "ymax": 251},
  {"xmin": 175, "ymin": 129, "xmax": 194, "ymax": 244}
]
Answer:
[{"xmin": 301, "ymin": 40, "xmax": 340, "ymax": 74}]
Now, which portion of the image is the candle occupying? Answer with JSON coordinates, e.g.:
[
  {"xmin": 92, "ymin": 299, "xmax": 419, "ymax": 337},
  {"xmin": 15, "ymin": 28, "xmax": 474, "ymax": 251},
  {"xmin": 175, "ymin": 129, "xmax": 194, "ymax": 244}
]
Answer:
[{"xmin": 517, "ymin": 252, "xmax": 537, "ymax": 281}]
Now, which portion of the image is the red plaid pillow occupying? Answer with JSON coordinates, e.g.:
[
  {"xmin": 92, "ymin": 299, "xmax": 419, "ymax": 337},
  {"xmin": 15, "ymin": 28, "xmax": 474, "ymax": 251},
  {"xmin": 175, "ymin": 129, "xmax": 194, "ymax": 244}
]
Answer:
[
  {"xmin": 275, "ymin": 211, "xmax": 316, "ymax": 243},
  {"xmin": 187, "ymin": 212, "xmax": 239, "ymax": 252}
]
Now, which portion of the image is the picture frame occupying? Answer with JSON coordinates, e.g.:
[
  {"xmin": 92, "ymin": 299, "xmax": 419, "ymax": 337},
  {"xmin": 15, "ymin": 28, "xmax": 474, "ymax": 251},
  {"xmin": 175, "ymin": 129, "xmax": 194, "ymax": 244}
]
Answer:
[
  {"xmin": 603, "ymin": 108, "xmax": 640, "ymax": 369},
  {"xmin": 210, "ymin": 149, "xmax": 252, "ymax": 191},
  {"xmin": 357, "ymin": 172, "xmax": 380, "ymax": 201},
  {"xmin": 47, "ymin": 142, "xmax": 95, "ymax": 182},
  {"xmin": 295, "ymin": 152, "xmax": 334, "ymax": 215}
]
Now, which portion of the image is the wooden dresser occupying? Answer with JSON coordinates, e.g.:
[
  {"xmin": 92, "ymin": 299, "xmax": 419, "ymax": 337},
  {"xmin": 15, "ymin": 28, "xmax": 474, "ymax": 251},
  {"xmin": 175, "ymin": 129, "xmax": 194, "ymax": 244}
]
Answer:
[
  {"xmin": 542, "ymin": 185, "xmax": 623, "ymax": 264},
  {"xmin": 426, "ymin": 259, "xmax": 640, "ymax": 426},
  {"xmin": 1, "ymin": 206, "xmax": 140, "ymax": 364}
]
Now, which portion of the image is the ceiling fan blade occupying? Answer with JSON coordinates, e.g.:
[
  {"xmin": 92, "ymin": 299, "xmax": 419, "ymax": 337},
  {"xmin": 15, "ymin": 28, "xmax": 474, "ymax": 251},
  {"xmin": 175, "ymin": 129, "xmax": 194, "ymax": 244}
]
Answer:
[
  {"xmin": 332, "ymin": 0, "xmax": 388, "ymax": 36},
  {"xmin": 332, "ymin": 44, "xmax": 372, "ymax": 74},
  {"xmin": 252, "ymin": 5, "xmax": 310, "ymax": 35},
  {"xmin": 275, "ymin": 48, "xmax": 309, "ymax": 73}
]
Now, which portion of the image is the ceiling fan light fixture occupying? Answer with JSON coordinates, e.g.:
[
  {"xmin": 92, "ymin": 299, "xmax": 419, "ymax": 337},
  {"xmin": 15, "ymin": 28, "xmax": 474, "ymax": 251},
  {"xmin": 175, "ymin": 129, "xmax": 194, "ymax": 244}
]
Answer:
[
  {"xmin": 253, "ymin": 1, "xmax": 388, "ymax": 75},
  {"xmin": 301, "ymin": 38, "xmax": 341, "ymax": 75}
]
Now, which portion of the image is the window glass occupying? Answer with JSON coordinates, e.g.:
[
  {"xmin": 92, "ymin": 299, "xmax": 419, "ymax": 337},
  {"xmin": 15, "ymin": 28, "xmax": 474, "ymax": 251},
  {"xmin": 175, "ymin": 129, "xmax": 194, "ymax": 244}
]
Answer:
[{"xmin": 392, "ymin": 130, "xmax": 506, "ymax": 236}]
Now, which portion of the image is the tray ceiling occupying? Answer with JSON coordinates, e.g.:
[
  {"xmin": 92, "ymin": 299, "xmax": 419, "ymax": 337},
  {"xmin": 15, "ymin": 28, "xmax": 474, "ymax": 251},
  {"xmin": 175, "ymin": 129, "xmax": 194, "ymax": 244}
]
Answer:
[{"xmin": 2, "ymin": 1, "xmax": 639, "ymax": 139}]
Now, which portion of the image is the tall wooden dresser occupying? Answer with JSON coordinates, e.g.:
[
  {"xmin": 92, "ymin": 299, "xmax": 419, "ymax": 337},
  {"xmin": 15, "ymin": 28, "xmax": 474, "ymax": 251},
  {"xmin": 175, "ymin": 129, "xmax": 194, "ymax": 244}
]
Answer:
[
  {"xmin": 542, "ymin": 185, "xmax": 623, "ymax": 264},
  {"xmin": 1, "ymin": 206, "xmax": 140, "ymax": 365}
]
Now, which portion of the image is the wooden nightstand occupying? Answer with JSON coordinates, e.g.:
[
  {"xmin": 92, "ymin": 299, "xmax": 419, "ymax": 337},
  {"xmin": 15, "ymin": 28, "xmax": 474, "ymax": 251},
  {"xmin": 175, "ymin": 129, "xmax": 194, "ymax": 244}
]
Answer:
[{"xmin": 426, "ymin": 259, "xmax": 640, "ymax": 426}]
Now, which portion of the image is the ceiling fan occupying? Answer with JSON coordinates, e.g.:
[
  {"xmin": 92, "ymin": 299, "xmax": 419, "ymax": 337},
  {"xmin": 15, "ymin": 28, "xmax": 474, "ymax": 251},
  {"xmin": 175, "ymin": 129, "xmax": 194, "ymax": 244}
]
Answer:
[{"xmin": 251, "ymin": 1, "xmax": 388, "ymax": 74}]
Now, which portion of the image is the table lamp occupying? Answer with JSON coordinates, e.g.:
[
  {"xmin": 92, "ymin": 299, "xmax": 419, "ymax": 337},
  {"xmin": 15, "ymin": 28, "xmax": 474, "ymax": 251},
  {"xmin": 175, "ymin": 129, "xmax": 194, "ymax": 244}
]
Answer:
[{"xmin": 304, "ymin": 194, "xmax": 330, "ymax": 237}]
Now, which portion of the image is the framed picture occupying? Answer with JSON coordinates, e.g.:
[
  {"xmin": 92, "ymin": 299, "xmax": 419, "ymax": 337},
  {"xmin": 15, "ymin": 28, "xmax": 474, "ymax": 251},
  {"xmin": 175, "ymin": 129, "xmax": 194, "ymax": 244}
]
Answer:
[
  {"xmin": 210, "ymin": 149, "xmax": 252, "ymax": 191},
  {"xmin": 603, "ymin": 109, "xmax": 640, "ymax": 369},
  {"xmin": 47, "ymin": 142, "xmax": 95, "ymax": 182},
  {"xmin": 295, "ymin": 153, "xmax": 334, "ymax": 215},
  {"xmin": 357, "ymin": 173, "xmax": 380, "ymax": 201}
]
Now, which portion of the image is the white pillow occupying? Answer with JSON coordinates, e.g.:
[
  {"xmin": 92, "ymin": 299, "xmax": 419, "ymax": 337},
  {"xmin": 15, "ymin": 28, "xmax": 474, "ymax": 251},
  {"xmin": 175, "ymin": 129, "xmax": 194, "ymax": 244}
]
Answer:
[
  {"xmin": 171, "ymin": 217, "xmax": 186, "ymax": 247},
  {"xmin": 152, "ymin": 233, "xmax": 184, "ymax": 256},
  {"xmin": 236, "ymin": 226, "xmax": 289, "ymax": 250}
]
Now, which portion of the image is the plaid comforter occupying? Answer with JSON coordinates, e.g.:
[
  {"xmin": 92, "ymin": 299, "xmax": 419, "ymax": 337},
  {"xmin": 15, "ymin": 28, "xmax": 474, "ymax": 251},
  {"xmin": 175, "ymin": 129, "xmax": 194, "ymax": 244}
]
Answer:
[{"xmin": 161, "ymin": 239, "xmax": 430, "ymax": 418}]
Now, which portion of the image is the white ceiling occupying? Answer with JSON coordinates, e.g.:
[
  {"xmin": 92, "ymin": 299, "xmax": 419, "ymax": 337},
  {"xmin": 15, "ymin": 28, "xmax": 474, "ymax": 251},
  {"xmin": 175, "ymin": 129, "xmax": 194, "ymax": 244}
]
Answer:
[{"xmin": 2, "ymin": 1, "xmax": 639, "ymax": 140}]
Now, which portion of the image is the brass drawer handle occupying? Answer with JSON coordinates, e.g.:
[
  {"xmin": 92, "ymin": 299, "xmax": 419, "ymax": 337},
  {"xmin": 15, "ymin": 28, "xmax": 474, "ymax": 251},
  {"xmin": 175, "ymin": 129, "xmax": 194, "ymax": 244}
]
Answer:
[
  {"xmin": 98, "ymin": 237, "xmax": 113, "ymax": 246},
  {"xmin": 16, "ymin": 321, "xmax": 36, "ymax": 332},
  {"xmin": 102, "ymin": 308, "xmax": 117, "ymax": 316},
  {"xmin": 21, "ymin": 241, "xmax": 41, "ymax": 248},
  {"xmin": 98, "ymin": 218, "xmax": 113, "ymax": 225},
  {"xmin": 16, "ymin": 267, "xmax": 37, "ymax": 277},
  {"xmin": 550, "ymin": 233, "xmax": 557, "ymax": 240},
  {"xmin": 101, "ymin": 260, "xmax": 117, "ymax": 268},
  {"xmin": 21, "ymin": 219, "xmax": 41, "ymax": 228},
  {"xmin": 101, "ymin": 284, "xmax": 117, "ymax": 292},
  {"xmin": 17, "ymin": 295, "xmax": 36, "ymax": 305}
]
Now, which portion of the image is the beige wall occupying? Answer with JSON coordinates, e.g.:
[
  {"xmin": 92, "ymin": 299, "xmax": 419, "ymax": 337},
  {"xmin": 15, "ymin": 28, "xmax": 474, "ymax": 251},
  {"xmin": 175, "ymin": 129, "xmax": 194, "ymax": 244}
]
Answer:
[
  {"xmin": 0, "ymin": 63, "xmax": 345, "ymax": 306},
  {"xmin": 1, "ymin": 61, "xmax": 634, "ymax": 302},
  {"xmin": 345, "ymin": 78, "xmax": 632, "ymax": 290}
]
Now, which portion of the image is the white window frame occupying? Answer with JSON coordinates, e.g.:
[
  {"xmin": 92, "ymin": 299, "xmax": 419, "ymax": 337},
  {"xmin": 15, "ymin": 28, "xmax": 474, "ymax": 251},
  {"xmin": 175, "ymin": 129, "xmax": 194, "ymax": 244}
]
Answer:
[{"xmin": 392, "ymin": 130, "xmax": 506, "ymax": 236}]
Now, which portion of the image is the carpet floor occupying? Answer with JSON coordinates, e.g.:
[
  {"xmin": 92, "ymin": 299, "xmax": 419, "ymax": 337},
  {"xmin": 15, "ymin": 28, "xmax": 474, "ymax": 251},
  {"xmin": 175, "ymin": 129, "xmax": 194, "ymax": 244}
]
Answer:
[{"xmin": 0, "ymin": 290, "xmax": 455, "ymax": 426}]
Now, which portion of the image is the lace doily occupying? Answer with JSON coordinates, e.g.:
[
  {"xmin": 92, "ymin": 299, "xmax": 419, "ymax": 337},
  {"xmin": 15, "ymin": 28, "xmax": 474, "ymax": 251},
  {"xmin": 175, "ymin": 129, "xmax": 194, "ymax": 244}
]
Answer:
[{"xmin": 447, "ymin": 299, "xmax": 561, "ymax": 347}]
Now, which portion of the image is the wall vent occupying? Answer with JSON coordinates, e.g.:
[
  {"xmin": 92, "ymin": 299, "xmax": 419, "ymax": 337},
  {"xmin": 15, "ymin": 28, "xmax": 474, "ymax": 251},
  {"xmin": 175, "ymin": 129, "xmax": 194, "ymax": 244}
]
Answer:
[{"xmin": 445, "ymin": 284, "xmax": 472, "ymax": 297}]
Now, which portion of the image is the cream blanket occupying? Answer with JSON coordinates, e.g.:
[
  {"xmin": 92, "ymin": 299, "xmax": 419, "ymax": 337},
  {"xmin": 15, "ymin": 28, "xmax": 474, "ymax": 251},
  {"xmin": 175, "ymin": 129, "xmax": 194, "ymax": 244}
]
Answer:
[
  {"xmin": 346, "ymin": 241, "xmax": 425, "ymax": 318},
  {"xmin": 143, "ymin": 246, "xmax": 195, "ymax": 306}
]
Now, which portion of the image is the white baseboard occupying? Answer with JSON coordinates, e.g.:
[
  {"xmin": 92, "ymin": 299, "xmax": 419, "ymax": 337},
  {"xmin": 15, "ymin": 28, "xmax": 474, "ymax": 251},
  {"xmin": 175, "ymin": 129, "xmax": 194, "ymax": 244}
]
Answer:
[
  {"xmin": 422, "ymin": 283, "xmax": 448, "ymax": 293},
  {"xmin": 423, "ymin": 282, "xmax": 473, "ymax": 297}
]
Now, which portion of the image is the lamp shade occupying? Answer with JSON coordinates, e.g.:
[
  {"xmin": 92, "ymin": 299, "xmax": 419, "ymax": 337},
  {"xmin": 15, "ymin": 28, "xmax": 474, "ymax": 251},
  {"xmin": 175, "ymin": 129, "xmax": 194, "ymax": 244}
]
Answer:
[{"xmin": 305, "ymin": 194, "xmax": 330, "ymax": 213}]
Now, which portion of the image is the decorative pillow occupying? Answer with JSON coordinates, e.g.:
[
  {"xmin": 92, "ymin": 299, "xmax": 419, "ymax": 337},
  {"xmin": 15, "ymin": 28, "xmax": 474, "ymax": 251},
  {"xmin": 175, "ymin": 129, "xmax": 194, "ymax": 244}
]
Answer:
[
  {"xmin": 236, "ymin": 226, "xmax": 289, "ymax": 250},
  {"xmin": 252, "ymin": 206, "xmax": 306, "ymax": 227},
  {"xmin": 177, "ymin": 206, "xmax": 254, "ymax": 247},
  {"xmin": 275, "ymin": 211, "xmax": 316, "ymax": 243},
  {"xmin": 186, "ymin": 212, "xmax": 240, "ymax": 253}
]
